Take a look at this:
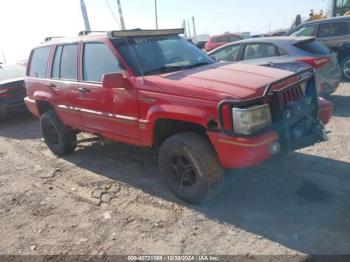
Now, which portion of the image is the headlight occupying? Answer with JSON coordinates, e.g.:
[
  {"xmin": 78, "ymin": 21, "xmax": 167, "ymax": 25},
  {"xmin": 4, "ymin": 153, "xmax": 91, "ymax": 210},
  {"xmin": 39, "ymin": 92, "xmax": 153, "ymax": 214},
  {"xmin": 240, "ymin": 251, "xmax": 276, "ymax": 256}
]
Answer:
[{"xmin": 232, "ymin": 104, "xmax": 272, "ymax": 135}]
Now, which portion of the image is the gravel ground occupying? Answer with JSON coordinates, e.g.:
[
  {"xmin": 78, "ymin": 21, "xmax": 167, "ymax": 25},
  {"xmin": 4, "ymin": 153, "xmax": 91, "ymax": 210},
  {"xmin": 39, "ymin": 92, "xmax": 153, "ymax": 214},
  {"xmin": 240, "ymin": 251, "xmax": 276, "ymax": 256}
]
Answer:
[{"xmin": 0, "ymin": 83, "xmax": 349, "ymax": 257}]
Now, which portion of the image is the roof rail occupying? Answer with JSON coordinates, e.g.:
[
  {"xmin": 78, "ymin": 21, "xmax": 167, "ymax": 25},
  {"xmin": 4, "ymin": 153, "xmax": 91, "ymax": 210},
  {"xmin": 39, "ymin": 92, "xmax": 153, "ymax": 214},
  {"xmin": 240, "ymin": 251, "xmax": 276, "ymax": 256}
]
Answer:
[
  {"xmin": 109, "ymin": 28, "xmax": 185, "ymax": 38},
  {"xmin": 78, "ymin": 31, "xmax": 108, "ymax": 36},
  {"xmin": 44, "ymin": 36, "xmax": 64, "ymax": 42}
]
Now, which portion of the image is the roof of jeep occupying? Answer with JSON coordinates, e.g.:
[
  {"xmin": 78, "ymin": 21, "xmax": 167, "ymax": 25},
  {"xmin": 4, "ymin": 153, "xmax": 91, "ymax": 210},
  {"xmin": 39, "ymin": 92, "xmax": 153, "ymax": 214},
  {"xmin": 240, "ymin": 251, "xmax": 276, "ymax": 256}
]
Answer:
[{"xmin": 37, "ymin": 28, "xmax": 185, "ymax": 48}]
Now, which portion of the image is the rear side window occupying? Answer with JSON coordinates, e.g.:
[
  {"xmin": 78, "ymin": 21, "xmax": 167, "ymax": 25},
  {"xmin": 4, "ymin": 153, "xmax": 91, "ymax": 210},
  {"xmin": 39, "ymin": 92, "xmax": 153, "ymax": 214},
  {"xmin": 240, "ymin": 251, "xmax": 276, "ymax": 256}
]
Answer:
[
  {"xmin": 60, "ymin": 44, "xmax": 78, "ymax": 80},
  {"xmin": 29, "ymin": 47, "xmax": 51, "ymax": 78},
  {"xmin": 83, "ymin": 43, "xmax": 122, "ymax": 82},
  {"xmin": 318, "ymin": 22, "xmax": 348, "ymax": 37},
  {"xmin": 243, "ymin": 43, "xmax": 279, "ymax": 60},
  {"xmin": 295, "ymin": 40, "xmax": 331, "ymax": 55}
]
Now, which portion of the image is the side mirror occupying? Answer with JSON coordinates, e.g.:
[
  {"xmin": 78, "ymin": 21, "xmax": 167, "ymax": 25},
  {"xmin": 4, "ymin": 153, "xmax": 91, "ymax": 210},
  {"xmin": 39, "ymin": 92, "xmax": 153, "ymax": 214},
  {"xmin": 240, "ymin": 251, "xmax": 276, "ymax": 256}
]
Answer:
[{"xmin": 102, "ymin": 72, "xmax": 127, "ymax": 89}]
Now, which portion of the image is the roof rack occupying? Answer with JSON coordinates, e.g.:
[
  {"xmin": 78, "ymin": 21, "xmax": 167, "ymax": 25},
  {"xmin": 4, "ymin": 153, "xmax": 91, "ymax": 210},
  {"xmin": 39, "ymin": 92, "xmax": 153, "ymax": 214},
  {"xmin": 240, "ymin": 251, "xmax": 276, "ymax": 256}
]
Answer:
[
  {"xmin": 44, "ymin": 36, "xmax": 64, "ymax": 42},
  {"xmin": 78, "ymin": 31, "xmax": 109, "ymax": 36},
  {"xmin": 109, "ymin": 28, "xmax": 184, "ymax": 38}
]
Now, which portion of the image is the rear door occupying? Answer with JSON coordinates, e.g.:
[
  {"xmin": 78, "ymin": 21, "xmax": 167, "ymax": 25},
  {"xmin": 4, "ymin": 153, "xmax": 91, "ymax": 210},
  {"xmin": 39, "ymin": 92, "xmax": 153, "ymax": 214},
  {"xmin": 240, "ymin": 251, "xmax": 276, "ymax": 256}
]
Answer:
[
  {"xmin": 242, "ymin": 43, "xmax": 283, "ymax": 64},
  {"xmin": 78, "ymin": 41, "xmax": 139, "ymax": 140},
  {"xmin": 48, "ymin": 44, "xmax": 83, "ymax": 127},
  {"xmin": 317, "ymin": 21, "xmax": 350, "ymax": 50}
]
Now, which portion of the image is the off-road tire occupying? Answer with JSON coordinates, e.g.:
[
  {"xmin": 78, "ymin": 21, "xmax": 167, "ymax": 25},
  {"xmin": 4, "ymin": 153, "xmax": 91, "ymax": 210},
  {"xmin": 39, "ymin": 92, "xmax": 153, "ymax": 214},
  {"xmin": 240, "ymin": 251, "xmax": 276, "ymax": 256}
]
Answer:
[
  {"xmin": 340, "ymin": 54, "xmax": 350, "ymax": 81},
  {"xmin": 40, "ymin": 111, "xmax": 77, "ymax": 156},
  {"xmin": 159, "ymin": 132, "xmax": 225, "ymax": 204}
]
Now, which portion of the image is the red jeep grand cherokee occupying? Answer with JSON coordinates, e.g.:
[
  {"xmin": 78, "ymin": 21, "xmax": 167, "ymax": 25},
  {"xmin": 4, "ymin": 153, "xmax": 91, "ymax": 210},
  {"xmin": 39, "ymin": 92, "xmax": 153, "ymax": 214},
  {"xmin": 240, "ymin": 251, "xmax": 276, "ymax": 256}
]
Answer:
[{"xmin": 25, "ymin": 29, "xmax": 333, "ymax": 204}]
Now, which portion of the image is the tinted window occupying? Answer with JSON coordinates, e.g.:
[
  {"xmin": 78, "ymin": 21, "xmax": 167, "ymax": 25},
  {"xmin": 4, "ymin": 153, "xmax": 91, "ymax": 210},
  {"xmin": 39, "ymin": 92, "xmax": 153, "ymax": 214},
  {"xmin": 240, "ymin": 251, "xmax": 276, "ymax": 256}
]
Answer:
[
  {"xmin": 319, "ymin": 22, "xmax": 348, "ymax": 37},
  {"xmin": 51, "ymin": 45, "xmax": 63, "ymax": 79},
  {"xmin": 243, "ymin": 43, "xmax": 279, "ymax": 60},
  {"xmin": 29, "ymin": 47, "xmax": 51, "ymax": 78},
  {"xmin": 211, "ymin": 45, "xmax": 240, "ymax": 62},
  {"xmin": 60, "ymin": 44, "xmax": 78, "ymax": 80},
  {"xmin": 83, "ymin": 43, "xmax": 122, "ymax": 82},
  {"xmin": 290, "ymin": 25, "xmax": 317, "ymax": 37},
  {"xmin": 295, "ymin": 40, "xmax": 331, "ymax": 55}
]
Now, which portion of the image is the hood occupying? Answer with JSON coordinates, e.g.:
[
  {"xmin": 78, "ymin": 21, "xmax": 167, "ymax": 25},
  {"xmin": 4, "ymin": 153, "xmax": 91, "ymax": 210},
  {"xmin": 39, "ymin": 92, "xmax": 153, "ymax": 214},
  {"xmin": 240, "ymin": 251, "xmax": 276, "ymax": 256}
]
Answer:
[{"xmin": 143, "ymin": 62, "xmax": 295, "ymax": 101}]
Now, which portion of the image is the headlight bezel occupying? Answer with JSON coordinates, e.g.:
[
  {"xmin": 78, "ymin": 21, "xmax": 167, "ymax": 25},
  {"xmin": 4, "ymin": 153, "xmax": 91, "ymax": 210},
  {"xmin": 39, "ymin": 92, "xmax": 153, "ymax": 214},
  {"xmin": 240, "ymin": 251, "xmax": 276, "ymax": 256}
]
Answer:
[{"xmin": 232, "ymin": 104, "xmax": 272, "ymax": 135}]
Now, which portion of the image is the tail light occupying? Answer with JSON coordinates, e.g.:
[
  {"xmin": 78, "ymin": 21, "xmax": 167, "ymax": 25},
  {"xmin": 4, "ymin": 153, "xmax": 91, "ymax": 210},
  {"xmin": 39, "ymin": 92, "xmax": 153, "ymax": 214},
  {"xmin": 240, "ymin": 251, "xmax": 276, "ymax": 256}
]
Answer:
[
  {"xmin": 297, "ymin": 57, "xmax": 330, "ymax": 69},
  {"xmin": 0, "ymin": 88, "xmax": 13, "ymax": 99}
]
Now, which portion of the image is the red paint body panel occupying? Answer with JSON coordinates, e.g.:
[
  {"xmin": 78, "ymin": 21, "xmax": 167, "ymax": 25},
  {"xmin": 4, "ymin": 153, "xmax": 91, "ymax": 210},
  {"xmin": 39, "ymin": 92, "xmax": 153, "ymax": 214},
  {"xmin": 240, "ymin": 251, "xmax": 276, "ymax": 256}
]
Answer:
[
  {"xmin": 208, "ymin": 131, "xmax": 279, "ymax": 169},
  {"xmin": 24, "ymin": 34, "xmax": 333, "ymax": 170},
  {"xmin": 318, "ymin": 97, "xmax": 333, "ymax": 125}
]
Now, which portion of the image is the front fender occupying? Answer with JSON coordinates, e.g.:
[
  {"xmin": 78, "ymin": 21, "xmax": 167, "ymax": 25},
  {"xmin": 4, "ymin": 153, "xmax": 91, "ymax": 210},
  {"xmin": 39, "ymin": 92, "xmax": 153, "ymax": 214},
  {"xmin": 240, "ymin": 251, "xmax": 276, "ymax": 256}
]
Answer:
[{"xmin": 140, "ymin": 104, "xmax": 216, "ymax": 146}]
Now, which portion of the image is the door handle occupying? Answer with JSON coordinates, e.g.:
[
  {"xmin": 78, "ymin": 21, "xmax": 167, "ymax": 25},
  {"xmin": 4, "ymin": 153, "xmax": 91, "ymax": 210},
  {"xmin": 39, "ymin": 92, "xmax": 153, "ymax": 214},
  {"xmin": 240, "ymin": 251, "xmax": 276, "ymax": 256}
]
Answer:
[
  {"xmin": 46, "ymin": 83, "xmax": 56, "ymax": 88},
  {"xmin": 78, "ymin": 87, "xmax": 91, "ymax": 93}
]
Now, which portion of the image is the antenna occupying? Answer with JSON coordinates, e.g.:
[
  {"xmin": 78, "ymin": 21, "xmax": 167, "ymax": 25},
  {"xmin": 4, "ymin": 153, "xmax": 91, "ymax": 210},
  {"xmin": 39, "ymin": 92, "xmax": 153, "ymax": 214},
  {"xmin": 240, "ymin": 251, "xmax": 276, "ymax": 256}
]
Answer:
[{"xmin": 80, "ymin": 0, "xmax": 91, "ymax": 31}]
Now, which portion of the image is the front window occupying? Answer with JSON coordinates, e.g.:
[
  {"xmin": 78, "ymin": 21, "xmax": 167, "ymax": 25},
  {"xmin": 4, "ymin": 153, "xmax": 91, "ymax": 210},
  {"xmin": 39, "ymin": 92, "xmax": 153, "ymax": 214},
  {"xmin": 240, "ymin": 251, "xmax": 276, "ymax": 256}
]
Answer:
[
  {"xmin": 290, "ymin": 25, "xmax": 317, "ymax": 37},
  {"xmin": 83, "ymin": 43, "xmax": 122, "ymax": 82},
  {"xmin": 113, "ymin": 35, "xmax": 214, "ymax": 76},
  {"xmin": 211, "ymin": 45, "xmax": 241, "ymax": 62}
]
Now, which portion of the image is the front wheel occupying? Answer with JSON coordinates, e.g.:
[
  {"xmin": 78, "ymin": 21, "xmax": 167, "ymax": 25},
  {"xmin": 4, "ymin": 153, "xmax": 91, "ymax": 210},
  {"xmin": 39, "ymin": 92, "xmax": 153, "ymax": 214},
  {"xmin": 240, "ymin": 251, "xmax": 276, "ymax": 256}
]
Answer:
[
  {"xmin": 340, "ymin": 55, "xmax": 350, "ymax": 81},
  {"xmin": 40, "ymin": 111, "xmax": 77, "ymax": 156},
  {"xmin": 158, "ymin": 132, "xmax": 224, "ymax": 204}
]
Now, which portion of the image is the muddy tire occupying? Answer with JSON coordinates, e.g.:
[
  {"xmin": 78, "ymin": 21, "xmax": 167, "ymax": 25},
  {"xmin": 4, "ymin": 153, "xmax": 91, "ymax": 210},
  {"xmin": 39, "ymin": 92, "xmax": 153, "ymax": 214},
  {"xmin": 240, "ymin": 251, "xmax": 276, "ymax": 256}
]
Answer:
[
  {"xmin": 40, "ymin": 111, "xmax": 77, "ymax": 156},
  {"xmin": 158, "ymin": 132, "xmax": 225, "ymax": 204}
]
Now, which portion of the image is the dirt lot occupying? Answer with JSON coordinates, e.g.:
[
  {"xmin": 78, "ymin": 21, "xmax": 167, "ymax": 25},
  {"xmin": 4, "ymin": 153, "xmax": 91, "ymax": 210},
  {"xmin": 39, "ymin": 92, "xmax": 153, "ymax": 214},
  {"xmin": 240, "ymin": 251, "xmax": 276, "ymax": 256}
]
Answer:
[{"xmin": 0, "ymin": 83, "xmax": 350, "ymax": 257}]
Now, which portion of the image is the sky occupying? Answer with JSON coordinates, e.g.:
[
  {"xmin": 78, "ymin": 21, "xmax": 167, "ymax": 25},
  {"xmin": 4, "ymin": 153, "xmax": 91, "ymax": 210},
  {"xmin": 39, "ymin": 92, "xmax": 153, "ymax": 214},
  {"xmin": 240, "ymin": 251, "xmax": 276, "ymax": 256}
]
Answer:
[{"xmin": 0, "ymin": 0, "xmax": 327, "ymax": 63}]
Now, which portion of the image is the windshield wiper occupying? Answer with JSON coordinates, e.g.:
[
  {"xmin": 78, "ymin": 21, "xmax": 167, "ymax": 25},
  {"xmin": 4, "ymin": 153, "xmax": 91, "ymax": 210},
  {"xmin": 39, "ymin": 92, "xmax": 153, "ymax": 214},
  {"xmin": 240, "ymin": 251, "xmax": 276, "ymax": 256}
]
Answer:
[
  {"xmin": 182, "ymin": 62, "xmax": 213, "ymax": 69},
  {"xmin": 144, "ymin": 62, "xmax": 213, "ymax": 76},
  {"xmin": 144, "ymin": 65, "xmax": 187, "ymax": 76}
]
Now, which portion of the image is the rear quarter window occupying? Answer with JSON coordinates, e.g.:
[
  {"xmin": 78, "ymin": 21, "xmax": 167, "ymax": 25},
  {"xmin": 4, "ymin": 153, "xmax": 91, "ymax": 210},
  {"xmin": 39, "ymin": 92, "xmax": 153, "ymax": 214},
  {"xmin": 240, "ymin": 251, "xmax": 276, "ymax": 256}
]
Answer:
[
  {"xmin": 29, "ymin": 47, "xmax": 51, "ymax": 78},
  {"xmin": 295, "ymin": 40, "xmax": 331, "ymax": 55},
  {"xmin": 318, "ymin": 22, "xmax": 348, "ymax": 37}
]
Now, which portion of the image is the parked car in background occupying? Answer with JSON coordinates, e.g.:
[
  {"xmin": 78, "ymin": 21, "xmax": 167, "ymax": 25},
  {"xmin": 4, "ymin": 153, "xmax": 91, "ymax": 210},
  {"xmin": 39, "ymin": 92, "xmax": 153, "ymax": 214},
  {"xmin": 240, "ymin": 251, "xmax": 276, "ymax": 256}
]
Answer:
[
  {"xmin": 209, "ymin": 36, "xmax": 341, "ymax": 96},
  {"xmin": 0, "ymin": 62, "xmax": 27, "ymax": 118},
  {"xmin": 205, "ymin": 33, "xmax": 243, "ymax": 51},
  {"xmin": 25, "ymin": 29, "xmax": 332, "ymax": 204},
  {"xmin": 288, "ymin": 16, "xmax": 350, "ymax": 80}
]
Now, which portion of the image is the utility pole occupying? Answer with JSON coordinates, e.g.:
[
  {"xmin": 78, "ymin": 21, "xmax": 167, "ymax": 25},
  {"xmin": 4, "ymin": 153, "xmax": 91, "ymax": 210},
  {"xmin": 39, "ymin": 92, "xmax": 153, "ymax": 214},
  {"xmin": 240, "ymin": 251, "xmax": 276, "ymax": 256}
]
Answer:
[
  {"xmin": 116, "ymin": 0, "xmax": 126, "ymax": 30},
  {"xmin": 187, "ymin": 20, "xmax": 191, "ymax": 38},
  {"xmin": 192, "ymin": 16, "xmax": 197, "ymax": 41},
  {"xmin": 80, "ymin": 0, "xmax": 91, "ymax": 31},
  {"xmin": 155, "ymin": 0, "xmax": 159, "ymax": 29},
  {"xmin": 182, "ymin": 20, "xmax": 187, "ymax": 38}
]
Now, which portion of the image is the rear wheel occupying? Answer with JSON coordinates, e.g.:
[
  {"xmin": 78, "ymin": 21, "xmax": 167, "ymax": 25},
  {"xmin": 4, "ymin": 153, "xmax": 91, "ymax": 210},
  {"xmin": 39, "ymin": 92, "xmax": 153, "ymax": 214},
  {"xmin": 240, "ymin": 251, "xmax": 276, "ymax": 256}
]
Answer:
[
  {"xmin": 40, "ymin": 111, "xmax": 77, "ymax": 156},
  {"xmin": 340, "ymin": 55, "xmax": 350, "ymax": 81},
  {"xmin": 159, "ymin": 132, "xmax": 224, "ymax": 204}
]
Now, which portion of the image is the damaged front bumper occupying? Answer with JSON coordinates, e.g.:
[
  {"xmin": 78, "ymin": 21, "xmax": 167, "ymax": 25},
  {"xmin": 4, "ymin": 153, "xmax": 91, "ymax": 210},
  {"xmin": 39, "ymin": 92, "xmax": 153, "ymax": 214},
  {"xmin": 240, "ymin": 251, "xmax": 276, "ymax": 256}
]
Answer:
[{"xmin": 211, "ymin": 68, "xmax": 332, "ymax": 169}]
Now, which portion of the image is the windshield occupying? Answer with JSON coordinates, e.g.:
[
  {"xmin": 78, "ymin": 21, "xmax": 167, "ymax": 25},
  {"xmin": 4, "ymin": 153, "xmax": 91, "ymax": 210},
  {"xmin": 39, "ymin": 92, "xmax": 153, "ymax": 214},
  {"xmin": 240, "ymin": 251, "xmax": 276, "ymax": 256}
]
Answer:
[{"xmin": 112, "ymin": 35, "xmax": 214, "ymax": 76}]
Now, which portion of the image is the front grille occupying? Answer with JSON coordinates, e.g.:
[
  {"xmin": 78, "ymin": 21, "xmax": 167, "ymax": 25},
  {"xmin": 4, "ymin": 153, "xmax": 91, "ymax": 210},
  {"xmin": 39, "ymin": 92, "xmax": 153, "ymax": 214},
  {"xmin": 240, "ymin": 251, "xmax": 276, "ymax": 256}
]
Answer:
[{"xmin": 279, "ymin": 85, "xmax": 304, "ymax": 109}]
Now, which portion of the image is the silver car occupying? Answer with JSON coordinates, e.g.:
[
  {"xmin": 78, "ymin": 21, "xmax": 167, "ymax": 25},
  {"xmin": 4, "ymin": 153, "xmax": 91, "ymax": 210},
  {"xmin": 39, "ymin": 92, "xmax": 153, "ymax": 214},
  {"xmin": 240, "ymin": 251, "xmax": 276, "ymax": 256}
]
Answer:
[{"xmin": 208, "ymin": 36, "xmax": 341, "ymax": 96}]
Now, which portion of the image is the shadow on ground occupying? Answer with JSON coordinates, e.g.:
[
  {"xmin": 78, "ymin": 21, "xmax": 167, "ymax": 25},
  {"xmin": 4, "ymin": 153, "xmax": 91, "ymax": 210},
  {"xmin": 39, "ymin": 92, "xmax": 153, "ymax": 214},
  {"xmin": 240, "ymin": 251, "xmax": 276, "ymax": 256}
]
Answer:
[
  {"xmin": 328, "ymin": 95, "xmax": 350, "ymax": 118},
  {"xmin": 0, "ymin": 113, "xmax": 40, "ymax": 140},
  {"xmin": 62, "ymin": 141, "xmax": 350, "ymax": 255}
]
